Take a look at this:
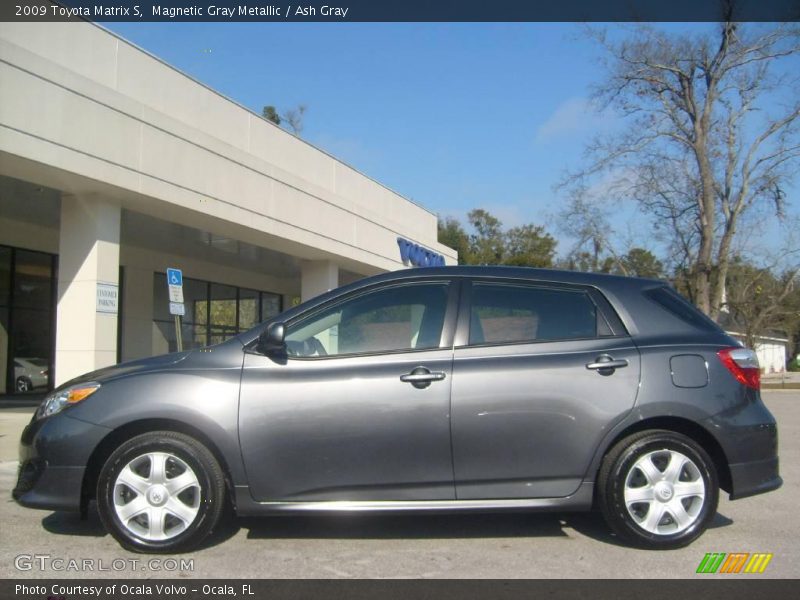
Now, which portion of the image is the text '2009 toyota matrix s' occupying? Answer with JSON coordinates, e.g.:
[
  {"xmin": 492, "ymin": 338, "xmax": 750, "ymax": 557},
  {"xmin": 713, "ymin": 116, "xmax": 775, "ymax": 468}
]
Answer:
[{"xmin": 14, "ymin": 267, "xmax": 781, "ymax": 552}]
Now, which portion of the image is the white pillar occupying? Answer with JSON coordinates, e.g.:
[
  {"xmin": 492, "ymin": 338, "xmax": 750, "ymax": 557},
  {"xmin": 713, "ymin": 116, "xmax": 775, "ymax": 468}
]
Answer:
[
  {"xmin": 300, "ymin": 260, "xmax": 339, "ymax": 302},
  {"xmin": 55, "ymin": 195, "xmax": 121, "ymax": 385}
]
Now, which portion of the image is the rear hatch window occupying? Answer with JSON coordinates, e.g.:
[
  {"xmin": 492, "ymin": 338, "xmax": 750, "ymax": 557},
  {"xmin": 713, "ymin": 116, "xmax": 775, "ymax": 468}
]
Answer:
[{"xmin": 644, "ymin": 286, "xmax": 721, "ymax": 332}]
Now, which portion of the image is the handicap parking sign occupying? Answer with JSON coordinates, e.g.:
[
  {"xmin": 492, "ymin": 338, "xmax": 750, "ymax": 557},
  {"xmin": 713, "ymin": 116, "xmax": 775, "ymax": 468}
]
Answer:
[
  {"xmin": 166, "ymin": 268, "xmax": 184, "ymax": 303},
  {"xmin": 167, "ymin": 268, "xmax": 183, "ymax": 286}
]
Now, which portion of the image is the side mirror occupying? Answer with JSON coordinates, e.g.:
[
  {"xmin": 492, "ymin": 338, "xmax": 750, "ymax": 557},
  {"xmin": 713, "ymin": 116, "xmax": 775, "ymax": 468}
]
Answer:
[{"xmin": 257, "ymin": 322, "xmax": 286, "ymax": 355}]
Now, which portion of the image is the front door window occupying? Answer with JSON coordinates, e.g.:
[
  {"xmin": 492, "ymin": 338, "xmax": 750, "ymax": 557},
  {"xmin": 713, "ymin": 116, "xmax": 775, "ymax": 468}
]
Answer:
[{"xmin": 285, "ymin": 283, "xmax": 450, "ymax": 358}]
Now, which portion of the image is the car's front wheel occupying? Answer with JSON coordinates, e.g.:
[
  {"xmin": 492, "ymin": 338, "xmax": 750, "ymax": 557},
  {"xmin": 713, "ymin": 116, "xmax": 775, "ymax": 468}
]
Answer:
[
  {"xmin": 598, "ymin": 429, "xmax": 719, "ymax": 549},
  {"xmin": 96, "ymin": 431, "xmax": 226, "ymax": 553}
]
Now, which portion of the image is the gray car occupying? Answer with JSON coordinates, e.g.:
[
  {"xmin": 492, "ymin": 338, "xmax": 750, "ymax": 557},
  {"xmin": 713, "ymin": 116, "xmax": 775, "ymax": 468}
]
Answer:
[{"xmin": 14, "ymin": 267, "xmax": 781, "ymax": 553}]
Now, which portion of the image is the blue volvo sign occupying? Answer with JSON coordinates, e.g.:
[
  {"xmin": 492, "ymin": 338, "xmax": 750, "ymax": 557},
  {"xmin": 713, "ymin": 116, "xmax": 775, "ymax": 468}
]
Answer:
[{"xmin": 397, "ymin": 238, "xmax": 446, "ymax": 267}]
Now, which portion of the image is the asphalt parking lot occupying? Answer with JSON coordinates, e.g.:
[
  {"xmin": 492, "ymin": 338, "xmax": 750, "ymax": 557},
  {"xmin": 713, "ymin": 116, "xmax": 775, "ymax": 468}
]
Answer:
[{"xmin": 1, "ymin": 392, "xmax": 797, "ymax": 579}]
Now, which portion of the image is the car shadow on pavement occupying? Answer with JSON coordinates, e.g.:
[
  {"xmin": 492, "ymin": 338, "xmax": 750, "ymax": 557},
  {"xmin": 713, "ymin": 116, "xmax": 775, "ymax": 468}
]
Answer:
[
  {"xmin": 40, "ymin": 503, "xmax": 241, "ymax": 550},
  {"xmin": 243, "ymin": 512, "xmax": 591, "ymax": 543},
  {"xmin": 709, "ymin": 512, "xmax": 734, "ymax": 528},
  {"xmin": 243, "ymin": 509, "xmax": 735, "ymax": 548},
  {"xmin": 41, "ymin": 508, "xmax": 107, "ymax": 538},
  {"xmin": 564, "ymin": 510, "xmax": 733, "ymax": 547},
  {"xmin": 39, "ymin": 507, "xmax": 735, "ymax": 550}
]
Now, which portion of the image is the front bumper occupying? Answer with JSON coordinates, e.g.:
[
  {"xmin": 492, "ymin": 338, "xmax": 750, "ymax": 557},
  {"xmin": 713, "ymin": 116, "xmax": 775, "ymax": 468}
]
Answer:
[
  {"xmin": 13, "ymin": 462, "xmax": 86, "ymax": 511},
  {"xmin": 13, "ymin": 412, "xmax": 110, "ymax": 512}
]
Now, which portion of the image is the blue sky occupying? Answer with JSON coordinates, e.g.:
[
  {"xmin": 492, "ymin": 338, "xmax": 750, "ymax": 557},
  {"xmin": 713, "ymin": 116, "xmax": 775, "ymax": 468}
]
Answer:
[{"xmin": 104, "ymin": 22, "xmax": 797, "ymax": 258}]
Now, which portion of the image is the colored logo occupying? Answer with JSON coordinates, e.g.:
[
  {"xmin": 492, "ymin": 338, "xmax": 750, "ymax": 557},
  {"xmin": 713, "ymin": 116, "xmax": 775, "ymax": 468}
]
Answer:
[
  {"xmin": 397, "ymin": 238, "xmax": 446, "ymax": 267},
  {"xmin": 696, "ymin": 552, "xmax": 773, "ymax": 574}
]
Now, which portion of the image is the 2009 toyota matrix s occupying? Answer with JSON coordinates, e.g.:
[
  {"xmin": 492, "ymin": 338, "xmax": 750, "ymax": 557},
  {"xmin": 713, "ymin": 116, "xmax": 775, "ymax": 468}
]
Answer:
[{"xmin": 14, "ymin": 267, "xmax": 781, "ymax": 553}]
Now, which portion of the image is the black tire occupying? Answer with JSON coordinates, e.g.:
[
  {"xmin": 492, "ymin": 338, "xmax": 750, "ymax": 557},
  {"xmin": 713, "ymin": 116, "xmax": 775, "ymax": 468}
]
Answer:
[
  {"xmin": 598, "ymin": 429, "xmax": 719, "ymax": 549},
  {"xmin": 96, "ymin": 431, "xmax": 227, "ymax": 553}
]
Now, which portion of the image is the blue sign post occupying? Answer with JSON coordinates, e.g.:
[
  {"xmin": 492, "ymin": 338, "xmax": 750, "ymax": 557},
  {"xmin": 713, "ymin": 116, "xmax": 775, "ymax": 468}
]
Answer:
[{"xmin": 166, "ymin": 268, "xmax": 184, "ymax": 351}]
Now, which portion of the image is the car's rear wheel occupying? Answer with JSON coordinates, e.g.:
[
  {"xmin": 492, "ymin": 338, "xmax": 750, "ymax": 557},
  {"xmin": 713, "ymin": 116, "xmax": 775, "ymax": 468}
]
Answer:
[
  {"xmin": 96, "ymin": 431, "xmax": 226, "ymax": 553},
  {"xmin": 598, "ymin": 429, "xmax": 719, "ymax": 549}
]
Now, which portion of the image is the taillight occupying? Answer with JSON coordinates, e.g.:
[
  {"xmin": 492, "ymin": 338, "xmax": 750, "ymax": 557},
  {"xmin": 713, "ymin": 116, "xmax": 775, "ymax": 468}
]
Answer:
[{"xmin": 717, "ymin": 347, "xmax": 760, "ymax": 390}]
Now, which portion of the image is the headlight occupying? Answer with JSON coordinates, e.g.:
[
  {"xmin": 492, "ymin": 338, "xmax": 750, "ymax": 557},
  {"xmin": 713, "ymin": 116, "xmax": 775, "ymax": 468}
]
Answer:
[{"xmin": 37, "ymin": 383, "xmax": 101, "ymax": 419}]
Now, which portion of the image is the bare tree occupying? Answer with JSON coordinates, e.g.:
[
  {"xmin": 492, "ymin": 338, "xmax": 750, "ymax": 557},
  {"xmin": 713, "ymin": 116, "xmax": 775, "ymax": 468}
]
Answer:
[
  {"xmin": 261, "ymin": 104, "xmax": 308, "ymax": 136},
  {"xmin": 724, "ymin": 259, "xmax": 800, "ymax": 349},
  {"xmin": 557, "ymin": 190, "xmax": 653, "ymax": 276},
  {"xmin": 722, "ymin": 219, "xmax": 800, "ymax": 346},
  {"xmin": 282, "ymin": 104, "xmax": 307, "ymax": 135},
  {"xmin": 559, "ymin": 191, "xmax": 616, "ymax": 271},
  {"xmin": 562, "ymin": 22, "xmax": 800, "ymax": 319}
]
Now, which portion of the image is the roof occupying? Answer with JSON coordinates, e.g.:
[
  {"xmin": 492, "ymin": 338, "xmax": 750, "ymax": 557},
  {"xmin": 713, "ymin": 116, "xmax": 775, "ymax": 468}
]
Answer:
[
  {"xmin": 239, "ymin": 264, "xmax": 733, "ymax": 347},
  {"xmin": 361, "ymin": 265, "xmax": 666, "ymax": 290}
]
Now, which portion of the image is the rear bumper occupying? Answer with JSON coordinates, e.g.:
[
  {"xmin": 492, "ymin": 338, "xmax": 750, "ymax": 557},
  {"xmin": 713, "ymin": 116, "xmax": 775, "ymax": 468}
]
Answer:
[
  {"xmin": 704, "ymin": 398, "xmax": 781, "ymax": 501},
  {"xmin": 729, "ymin": 456, "xmax": 782, "ymax": 500}
]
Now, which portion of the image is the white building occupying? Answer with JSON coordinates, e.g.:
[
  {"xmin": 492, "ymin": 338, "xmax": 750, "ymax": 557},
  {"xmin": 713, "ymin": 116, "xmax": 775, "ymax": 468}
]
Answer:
[{"xmin": 0, "ymin": 22, "xmax": 456, "ymax": 395}]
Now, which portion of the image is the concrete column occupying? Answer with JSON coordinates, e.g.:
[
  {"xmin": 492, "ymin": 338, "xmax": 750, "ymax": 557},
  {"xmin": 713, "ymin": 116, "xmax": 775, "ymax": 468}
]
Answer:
[
  {"xmin": 55, "ymin": 195, "xmax": 120, "ymax": 385},
  {"xmin": 120, "ymin": 265, "xmax": 154, "ymax": 362},
  {"xmin": 300, "ymin": 260, "xmax": 339, "ymax": 302}
]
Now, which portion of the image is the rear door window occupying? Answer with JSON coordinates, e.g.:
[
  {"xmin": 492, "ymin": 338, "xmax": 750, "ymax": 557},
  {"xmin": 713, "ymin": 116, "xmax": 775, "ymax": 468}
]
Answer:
[{"xmin": 468, "ymin": 283, "xmax": 601, "ymax": 345}]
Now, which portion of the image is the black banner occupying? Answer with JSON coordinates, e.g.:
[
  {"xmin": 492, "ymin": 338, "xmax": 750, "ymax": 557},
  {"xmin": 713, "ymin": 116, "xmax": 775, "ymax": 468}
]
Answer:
[
  {"xmin": 3, "ymin": 579, "xmax": 800, "ymax": 600},
  {"xmin": 2, "ymin": 0, "xmax": 800, "ymax": 23}
]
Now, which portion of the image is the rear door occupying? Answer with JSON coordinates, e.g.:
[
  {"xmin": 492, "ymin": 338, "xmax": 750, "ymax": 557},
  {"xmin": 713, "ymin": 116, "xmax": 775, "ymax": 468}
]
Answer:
[{"xmin": 451, "ymin": 279, "xmax": 641, "ymax": 499}]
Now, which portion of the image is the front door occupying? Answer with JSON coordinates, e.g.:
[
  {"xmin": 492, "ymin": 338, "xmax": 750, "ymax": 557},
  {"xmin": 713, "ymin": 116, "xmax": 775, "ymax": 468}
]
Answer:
[
  {"xmin": 451, "ymin": 279, "xmax": 641, "ymax": 499},
  {"xmin": 239, "ymin": 280, "xmax": 457, "ymax": 502}
]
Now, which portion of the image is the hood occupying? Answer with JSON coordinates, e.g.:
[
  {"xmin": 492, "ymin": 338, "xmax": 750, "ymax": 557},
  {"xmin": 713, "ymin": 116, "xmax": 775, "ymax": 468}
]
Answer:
[
  {"xmin": 60, "ymin": 350, "xmax": 194, "ymax": 388},
  {"xmin": 57, "ymin": 337, "xmax": 244, "ymax": 389}
]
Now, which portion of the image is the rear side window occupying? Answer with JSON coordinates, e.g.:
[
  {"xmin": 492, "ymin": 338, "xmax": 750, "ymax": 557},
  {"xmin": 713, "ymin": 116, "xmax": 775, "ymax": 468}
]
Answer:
[
  {"xmin": 644, "ymin": 286, "xmax": 719, "ymax": 331},
  {"xmin": 469, "ymin": 283, "xmax": 600, "ymax": 345}
]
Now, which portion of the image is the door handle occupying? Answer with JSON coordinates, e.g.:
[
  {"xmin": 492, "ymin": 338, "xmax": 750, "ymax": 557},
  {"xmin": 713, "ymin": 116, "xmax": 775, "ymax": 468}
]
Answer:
[
  {"xmin": 400, "ymin": 367, "xmax": 446, "ymax": 389},
  {"xmin": 586, "ymin": 355, "xmax": 629, "ymax": 374}
]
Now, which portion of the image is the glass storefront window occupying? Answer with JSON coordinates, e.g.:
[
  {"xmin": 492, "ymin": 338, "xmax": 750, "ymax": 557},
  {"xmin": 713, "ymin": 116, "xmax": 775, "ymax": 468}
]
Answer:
[
  {"xmin": 14, "ymin": 250, "xmax": 52, "ymax": 311},
  {"xmin": 209, "ymin": 283, "xmax": 237, "ymax": 345},
  {"xmin": 239, "ymin": 288, "xmax": 259, "ymax": 331},
  {"xmin": 185, "ymin": 278, "xmax": 211, "ymax": 348},
  {"xmin": 0, "ymin": 247, "xmax": 10, "ymax": 394},
  {"xmin": 261, "ymin": 292, "xmax": 282, "ymax": 322},
  {"xmin": 0, "ymin": 246, "xmax": 56, "ymax": 396},
  {"xmin": 0, "ymin": 247, "xmax": 10, "ymax": 304},
  {"xmin": 153, "ymin": 273, "xmax": 283, "ymax": 352},
  {"xmin": 1, "ymin": 251, "xmax": 282, "ymax": 394}
]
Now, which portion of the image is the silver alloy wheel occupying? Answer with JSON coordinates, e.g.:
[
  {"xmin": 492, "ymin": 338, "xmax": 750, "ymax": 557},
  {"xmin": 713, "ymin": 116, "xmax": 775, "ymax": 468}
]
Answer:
[
  {"xmin": 113, "ymin": 452, "xmax": 201, "ymax": 541},
  {"xmin": 624, "ymin": 449, "xmax": 706, "ymax": 535}
]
